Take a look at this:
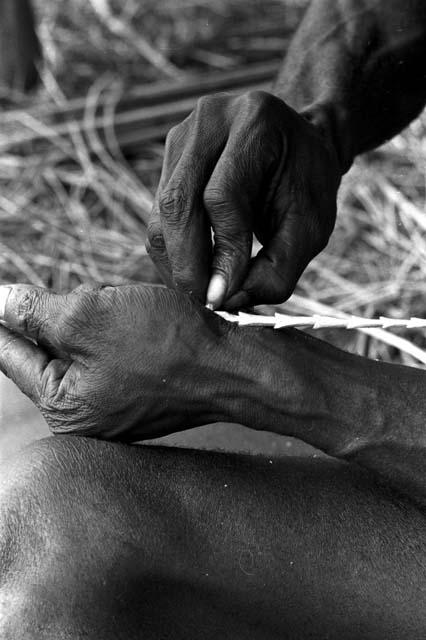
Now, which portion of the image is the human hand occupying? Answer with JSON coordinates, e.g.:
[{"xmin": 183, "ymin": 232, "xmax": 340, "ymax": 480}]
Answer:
[
  {"xmin": 147, "ymin": 90, "xmax": 341, "ymax": 309},
  {"xmin": 0, "ymin": 284, "xmax": 232, "ymax": 440}
]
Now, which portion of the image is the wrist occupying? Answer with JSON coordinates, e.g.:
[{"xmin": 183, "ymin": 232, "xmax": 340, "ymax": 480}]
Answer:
[
  {"xmin": 300, "ymin": 102, "xmax": 355, "ymax": 175},
  {"xmin": 173, "ymin": 311, "xmax": 247, "ymax": 428},
  {"xmin": 270, "ymin": 84, "xmax": 354, "ymax": 176},
  {"xmin": 218, "ymin": 324, "xmax": 384, "ymax": 457}
]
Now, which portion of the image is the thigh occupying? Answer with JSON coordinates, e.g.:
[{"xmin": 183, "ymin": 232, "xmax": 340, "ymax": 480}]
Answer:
[{"xmin": 1, "ymin": 435, "xmax": 426, "ymax": 640}]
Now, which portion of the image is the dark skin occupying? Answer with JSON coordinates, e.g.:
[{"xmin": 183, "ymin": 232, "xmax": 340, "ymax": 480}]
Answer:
[
  {"xmin": 147, "ymin": 0, "xmax": 426, "ymax": 310},
  {"xmin": 1, "ymin": 283, "xmax": 426, "ymax": 508},
  {"xmin": 3, "ymin": 284, "xmax": 426, "ymax": 639},
  {"xmin": 0, "ymin": 2, "xmax": 425, "ymax": 462},
  {"xmin": 0, "ymin": 0, "xmax": 425, "ymax": 499},
  {"xmin": 1, "ymin": 6, "xmax": 426, "ymax": 636}
]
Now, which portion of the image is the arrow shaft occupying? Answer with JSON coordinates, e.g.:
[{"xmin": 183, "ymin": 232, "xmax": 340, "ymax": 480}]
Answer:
[{"xmin": 214, "ymin": 311, "xmax": 426, "ymax": 331}]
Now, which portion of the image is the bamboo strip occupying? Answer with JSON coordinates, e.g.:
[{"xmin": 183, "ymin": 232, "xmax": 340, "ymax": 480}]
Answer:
[
  {"xmin": 88, "ymin": 0, "xmax": 185, "ymax": 80},
  {"xmin": 278, "ymin": 295, "xmax": 426, "ymax": 366},
  {"xmin": 0, "ymin": 78, "xmax": 272, "ymax": 153},
  {"xmin": 1, "ymin": 61, "xmax": 279, "ymax": 124}
]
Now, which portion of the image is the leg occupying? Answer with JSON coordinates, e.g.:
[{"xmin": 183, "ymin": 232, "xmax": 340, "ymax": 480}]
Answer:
[
  {"xmin": 1, "ymin": 435, "xmax": 426, "ymax": 640},
  {"xmin": 0, "ymin": 0, "xmax": 41, "ymax": 93}
]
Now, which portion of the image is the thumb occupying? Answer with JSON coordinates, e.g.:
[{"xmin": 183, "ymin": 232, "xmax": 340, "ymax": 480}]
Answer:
[
  {"xmin": 0, "ymin": 324, "xmax": 72, "ymax": 408},
  {"xmin": 0, "ymin": 284, "xmax": 65, "ymax": 350},
  {"xmin": 224, "ymin": 233, "xmax": 307, "ymax": 309},
  {"xmin": 0, "ymin": 324, "xmax": 50, "ymax": 403},
  {"xmin": 203, "ymin": 189, "xmax": 253, "ymax": 310}
]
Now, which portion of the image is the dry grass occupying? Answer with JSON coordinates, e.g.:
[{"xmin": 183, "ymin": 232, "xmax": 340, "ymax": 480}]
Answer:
[{"xmin": 0, "ymin": 0, "xmax": 425, "ymax": 367}]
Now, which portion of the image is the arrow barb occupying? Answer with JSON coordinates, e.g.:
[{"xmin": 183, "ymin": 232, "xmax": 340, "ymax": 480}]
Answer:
[{"xmin": 274, "ymin": 314, "xmax": 313, "ymax": 329}]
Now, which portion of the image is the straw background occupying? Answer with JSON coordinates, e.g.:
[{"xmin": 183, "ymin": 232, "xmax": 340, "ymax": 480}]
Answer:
[{"xmin": 1, "ymin": 0, "xmax": 425, "ymax": 367}]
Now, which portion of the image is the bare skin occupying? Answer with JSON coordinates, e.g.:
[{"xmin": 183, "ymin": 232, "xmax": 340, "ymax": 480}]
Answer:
[
  {"xmin": 2, "ymin": 437, "xmax": 426, "ymax": 640},
  {"xmin": 147, "ymin": 0, "xmax": 426, "ymax": 310},
  {"xmin": 1, "ymin": 1, "xmax": 426, "ymax": 637},
  {"xmin": 0, "ymin": 284, "xmax": 426, "ymax": 638},
  {"xmin": 0, "ymin": 282, "xmax": 426, "ymax": 504}
]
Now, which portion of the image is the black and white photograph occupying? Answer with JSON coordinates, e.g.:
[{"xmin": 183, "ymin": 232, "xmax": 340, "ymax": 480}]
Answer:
[{"xmin": 0, "ymin": 0, "xmax": 425, "ymax": 637}]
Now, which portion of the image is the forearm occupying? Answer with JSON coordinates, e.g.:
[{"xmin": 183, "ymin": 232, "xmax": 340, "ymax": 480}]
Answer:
[
  {"xmin": 273, "ymin": 0, "xmax": 426, "ymax": 172},
  {"xmin": 220, "ymin": 324, "xmax": 426, "ymax": 503}
]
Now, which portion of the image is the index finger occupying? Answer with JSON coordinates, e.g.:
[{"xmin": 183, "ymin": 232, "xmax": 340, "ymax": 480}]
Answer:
[
  {"xmin": 146, "ymin": 120, "xmax": 191, "ymax": 291},
  {"xmin": 151, "ymin": 111, "xmax": 225, "ymax": 301},
  {"xmin": 0, "ymin": 324, "xmax": 49, "ymax": 402},
  {"xmin": 0, "ymin": 284, "xmax": 63, "ymax": 350},
  {"xmin": 146, "ymin": 191, "xmax": 176, "ymax": 290}
]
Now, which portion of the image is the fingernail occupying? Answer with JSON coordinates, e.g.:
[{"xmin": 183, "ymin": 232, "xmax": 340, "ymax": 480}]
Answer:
[
  {"xmin": 206, "ymin": 274, "xmax": 226, "ymax": 310},
  {"xmin": 0, "ymin": 286, "xmax": 12, "ymax": 319}
]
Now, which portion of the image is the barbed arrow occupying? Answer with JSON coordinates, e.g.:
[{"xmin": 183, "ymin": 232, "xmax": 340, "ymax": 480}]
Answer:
[{"xmin": 215, "ymin": 311, "xmax": 426, "ymax": 330}]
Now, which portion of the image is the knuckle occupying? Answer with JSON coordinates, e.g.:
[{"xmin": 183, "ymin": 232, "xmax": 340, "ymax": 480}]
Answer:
[
  {"xmin": 159, "ymin": 184, "xmax": 187, "ymax": 219},
  {"xmin": 164, "ymin": 122, "xmax": 188, "ymax": 159},
  {"xmin": 15, "ymin": 289, "xmax": 40, "ymax": 331},
  {"xmin": 195, "ymin": 95, "xmax": 207, "ymax": 110},
  {"xmin": 195, "ymin": 94, "xmax": 227, "ymax": 122},
  {"xmin": 242, "ymin": 90, "xmax": 274, "ymax": 116},
  {"xmin": 196, "ymin": 94, "xmax": 214, "ymax": 111},
  {"xmin": 203, "ymin": 185, "xmax": 233, "ymax": 212},
  {"xmin": 70, "ymin": 283, "xmax": 100, "ymax": 295},
  {"xmin": 166, "ymin": 120, "xmax": 189, "ymax": 141},
  {"xmin": 215, "ymin": 233, "xmax": 252, "ymax": 265},
  {"xmin": 165, "ymin": 124, "xmax": 180, "ymax": 142},
  {"xmin": 203, "ymin": 186, "xmax": 220, "ymax": 210},
  {"xmin": 14, "ymin": 289, "xmax": 57, "ymax": 345},
  {"xmin": 203, "ymin": 187, "xmax": 250, "ymax": 237},
  {"xmin": 146, "ymin": 222, "xmax": 166, "ymax": 251}
]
